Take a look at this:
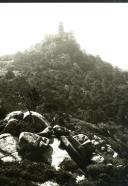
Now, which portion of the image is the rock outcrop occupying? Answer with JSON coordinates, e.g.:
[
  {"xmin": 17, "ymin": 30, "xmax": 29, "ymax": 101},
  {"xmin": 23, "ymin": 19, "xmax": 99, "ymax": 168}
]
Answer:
[
  {"xmin": 18, "ymin": 132, "xmax": 52, "ymax": 163},
  {"xmin": 73, "ymin": 133, "xmax": 118, "ymax": 165},
  {"xmin": 0, "ymin": 111, "xmax": 125, "ymax": 186}
]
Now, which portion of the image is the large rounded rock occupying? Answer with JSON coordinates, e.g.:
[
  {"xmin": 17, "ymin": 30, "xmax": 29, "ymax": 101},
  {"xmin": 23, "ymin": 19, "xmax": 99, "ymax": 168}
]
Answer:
[
  {"xmin": 18, "ymin": 132, "xmax": 52, "ymax": 163},
  {"xmin": 23, "ymin": 111, "xmax": 50, "ymax": 133},
  {"xmin": 3, "ymin": 111, "xmax": 50, "ymax": 135}
]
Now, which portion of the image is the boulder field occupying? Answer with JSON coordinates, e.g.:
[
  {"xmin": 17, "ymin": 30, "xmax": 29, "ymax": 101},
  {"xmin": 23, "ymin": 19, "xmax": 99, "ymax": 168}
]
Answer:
[{"xmin": 0, "ymin": 110, "xmax": 125, "ymax": 186}]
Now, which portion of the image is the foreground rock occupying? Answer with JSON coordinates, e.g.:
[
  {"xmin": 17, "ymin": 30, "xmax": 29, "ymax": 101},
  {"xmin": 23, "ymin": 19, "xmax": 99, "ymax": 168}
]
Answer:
[
  {"xmin": 18, "ymin": 132, "xmax": 52, "ymax": 163},
  {"xmin": 0, "ymin": 133, "xmax": 21, "ymax": 162}
]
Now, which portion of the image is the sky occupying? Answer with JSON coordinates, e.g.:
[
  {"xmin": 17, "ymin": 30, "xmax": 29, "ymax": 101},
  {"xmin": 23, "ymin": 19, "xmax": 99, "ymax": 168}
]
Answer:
[{"xmin": 0, "ymin": 3, "xmax": 128, "ymax": 70}]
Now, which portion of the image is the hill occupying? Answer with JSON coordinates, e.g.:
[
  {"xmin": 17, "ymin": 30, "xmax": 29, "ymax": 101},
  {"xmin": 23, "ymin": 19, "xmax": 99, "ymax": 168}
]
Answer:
[{"xmin": 0, "ymin": 23, "xmax": 128, "ymax": 186}]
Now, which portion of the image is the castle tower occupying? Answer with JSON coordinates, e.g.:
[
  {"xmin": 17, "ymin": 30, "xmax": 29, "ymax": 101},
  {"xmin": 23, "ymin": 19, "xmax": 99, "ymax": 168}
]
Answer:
[{"xmin": 58, "ymin": 22, "xmax": 64, "ymax": 36}]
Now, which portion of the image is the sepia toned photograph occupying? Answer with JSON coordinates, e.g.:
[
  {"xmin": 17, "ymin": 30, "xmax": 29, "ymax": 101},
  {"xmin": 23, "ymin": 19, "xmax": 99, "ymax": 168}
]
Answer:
[{"xmin": 0, "ymin": 3, "xmax": 127, "ymax": 186}]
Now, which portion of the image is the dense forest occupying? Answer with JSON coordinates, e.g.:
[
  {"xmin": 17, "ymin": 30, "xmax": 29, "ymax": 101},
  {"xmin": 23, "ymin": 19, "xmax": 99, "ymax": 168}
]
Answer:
[{"xmin": 0, "ymin": 23, "xmax": 128, "ymax": 185}]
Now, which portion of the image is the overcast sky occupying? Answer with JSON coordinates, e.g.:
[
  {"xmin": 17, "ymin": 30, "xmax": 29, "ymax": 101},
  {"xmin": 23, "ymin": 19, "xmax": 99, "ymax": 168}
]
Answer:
[{"xmin": 0, "ymin": 3, "xmax": 128, "ymax": 70}]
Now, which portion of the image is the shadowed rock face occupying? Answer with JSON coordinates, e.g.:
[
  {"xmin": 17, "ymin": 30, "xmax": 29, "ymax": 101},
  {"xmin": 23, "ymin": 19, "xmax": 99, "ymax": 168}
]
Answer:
[
  {"xmin": 23, "ymin": 111, "xmax": 50, "ymax": 133},
  {"xmin": 23, "ymin": 111, "xmax": 50, "ymax": 126}
]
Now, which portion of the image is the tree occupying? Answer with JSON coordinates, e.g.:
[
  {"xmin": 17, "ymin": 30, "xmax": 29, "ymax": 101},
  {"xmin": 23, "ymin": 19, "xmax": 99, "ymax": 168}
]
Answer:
[
  {"xmin": 24, "ymin": 87, "xmax": 40, "ymax": 111},
  {"xmin": 5, "ymin": 70, "xmax": 15, "ymax": 79}
]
